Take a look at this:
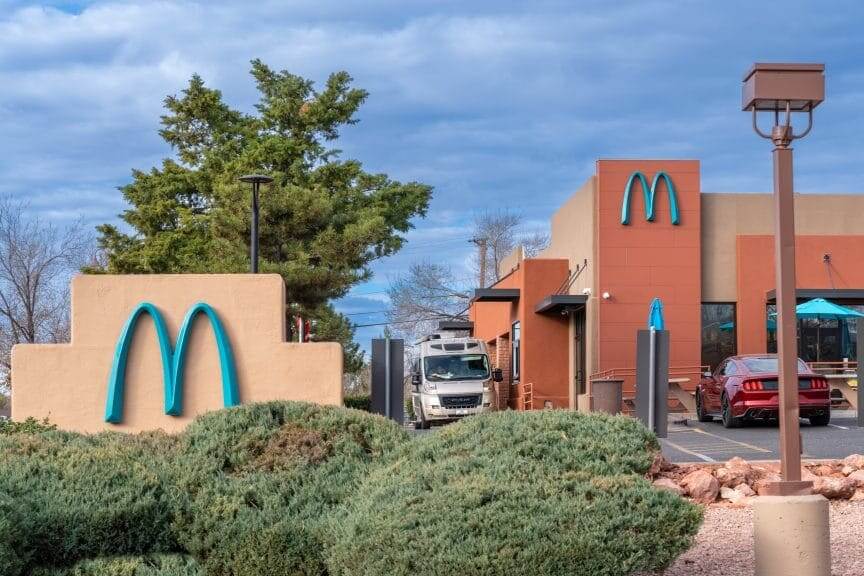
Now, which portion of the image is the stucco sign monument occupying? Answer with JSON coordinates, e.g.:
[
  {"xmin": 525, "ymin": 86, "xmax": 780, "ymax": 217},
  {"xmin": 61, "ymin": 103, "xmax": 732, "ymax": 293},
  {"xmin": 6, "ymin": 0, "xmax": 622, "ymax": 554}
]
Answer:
[{"xmin": 12, "ymin": 274, "xmax": 343, "ymax": 433}]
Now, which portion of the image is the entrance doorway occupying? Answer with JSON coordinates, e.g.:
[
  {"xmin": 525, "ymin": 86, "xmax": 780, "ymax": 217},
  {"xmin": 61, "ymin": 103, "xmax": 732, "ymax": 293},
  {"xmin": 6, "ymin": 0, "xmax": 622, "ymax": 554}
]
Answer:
[{"xmin": 573, "ymin": 310, "xmax": 586, "ymax": 398}]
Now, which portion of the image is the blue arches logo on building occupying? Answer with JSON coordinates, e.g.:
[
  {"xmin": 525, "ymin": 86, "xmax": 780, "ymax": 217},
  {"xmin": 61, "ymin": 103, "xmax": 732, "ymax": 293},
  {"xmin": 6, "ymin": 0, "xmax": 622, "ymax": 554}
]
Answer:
[
  {"xmin": 104, "ymin": 301, "xmax": 240, "ymax": 423},
  {"xmin": 620, "ymin": 171, "xmax": 680, "ymax": 225}
]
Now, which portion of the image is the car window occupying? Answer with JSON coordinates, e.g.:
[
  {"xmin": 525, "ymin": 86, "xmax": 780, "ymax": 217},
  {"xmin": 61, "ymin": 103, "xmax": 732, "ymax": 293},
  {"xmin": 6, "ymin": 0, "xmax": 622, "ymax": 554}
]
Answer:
[
  {"xmin": 723, "ymin": 361, "xmax": 738, "ymax": 376},
  {"xmin": 741, "ymin": 357, "xmax": 809, "ymax": 373},
  {"xmin": 713, "ymin": 360, "xmax": 726, "ymax": 378}
]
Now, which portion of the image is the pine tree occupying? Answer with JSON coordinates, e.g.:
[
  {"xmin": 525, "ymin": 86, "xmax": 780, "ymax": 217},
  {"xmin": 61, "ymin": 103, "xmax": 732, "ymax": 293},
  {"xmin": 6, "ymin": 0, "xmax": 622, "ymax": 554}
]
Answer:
[{"xmin": 91, "ymin": 60, "xmax": 432, "ymax": 371}]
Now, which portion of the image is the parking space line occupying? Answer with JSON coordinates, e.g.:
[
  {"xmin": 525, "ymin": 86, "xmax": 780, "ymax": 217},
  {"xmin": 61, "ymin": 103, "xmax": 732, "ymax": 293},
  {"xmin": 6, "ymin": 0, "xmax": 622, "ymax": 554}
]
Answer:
[
  {"xmin": 661, "ymin": 438, "xmax": 716, "ymax": 463},
  {"xmin": 689, "ymin": 427, "xmax": 772, "ymax": 453},
  {"xmin": 828, "ymin": 423, "xmax": 850, "ymax": 430}
]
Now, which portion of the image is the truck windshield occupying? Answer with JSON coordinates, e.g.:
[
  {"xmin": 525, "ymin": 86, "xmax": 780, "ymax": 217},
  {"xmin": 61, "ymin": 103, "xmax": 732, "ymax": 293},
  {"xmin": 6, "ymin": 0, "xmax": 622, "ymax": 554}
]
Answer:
[{"xmin": 424, "ymin": 354, "xmax": 490, "ymax": 381}]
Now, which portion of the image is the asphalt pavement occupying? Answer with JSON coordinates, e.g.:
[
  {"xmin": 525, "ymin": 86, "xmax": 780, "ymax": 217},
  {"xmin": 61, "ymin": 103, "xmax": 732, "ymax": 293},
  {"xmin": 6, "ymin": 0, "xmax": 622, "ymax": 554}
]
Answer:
[{"xmin": 660, "ymin": 410, "xmax": 864, "ymax": 463}]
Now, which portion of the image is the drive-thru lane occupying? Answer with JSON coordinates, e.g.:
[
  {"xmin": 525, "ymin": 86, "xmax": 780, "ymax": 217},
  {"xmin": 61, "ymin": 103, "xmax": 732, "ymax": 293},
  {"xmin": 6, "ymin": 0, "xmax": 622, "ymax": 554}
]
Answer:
[{"xmin": 661, "ymin": 411, "xmax": 864, "ymax": 462}]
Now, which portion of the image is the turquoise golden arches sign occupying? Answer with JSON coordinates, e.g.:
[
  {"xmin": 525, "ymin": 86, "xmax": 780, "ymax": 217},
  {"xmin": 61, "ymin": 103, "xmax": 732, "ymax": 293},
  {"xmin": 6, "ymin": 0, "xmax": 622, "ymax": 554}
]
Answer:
[
  {"xmin": 104, "ymin": 301, "xmax": 240, "ymax": 423},
  {"xmin": 620, "ymin": 171, "xmax": 680, "ymax": 225}
]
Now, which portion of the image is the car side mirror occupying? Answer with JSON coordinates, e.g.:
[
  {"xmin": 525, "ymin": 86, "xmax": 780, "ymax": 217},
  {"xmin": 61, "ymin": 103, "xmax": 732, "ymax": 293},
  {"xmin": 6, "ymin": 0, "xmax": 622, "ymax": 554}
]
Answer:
[
  {"xmin": 492, "ymin": 368, "xmax": 503, "ymax": 383},
  {"xmin": 411, "ymin": 373, "xmax": 421, "ymax": 386}
]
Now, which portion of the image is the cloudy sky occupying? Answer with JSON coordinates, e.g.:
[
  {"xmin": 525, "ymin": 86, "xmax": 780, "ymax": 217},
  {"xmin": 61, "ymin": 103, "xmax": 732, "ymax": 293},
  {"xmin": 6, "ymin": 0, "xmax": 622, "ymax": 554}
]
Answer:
[{"xmin": 3, "ymin": 0, "xmax": 864, "ymax": 348}]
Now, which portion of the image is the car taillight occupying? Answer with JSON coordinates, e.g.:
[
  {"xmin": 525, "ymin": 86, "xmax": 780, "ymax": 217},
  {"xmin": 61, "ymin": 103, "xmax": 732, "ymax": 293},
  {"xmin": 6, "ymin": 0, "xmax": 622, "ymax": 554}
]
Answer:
[
  {"xmin": 742, "ymin": 379, "xmax": 764, "ymax": 391},
  {"xmin": 810, "ymin": 378, "xmax": 828, "ymax": 390}
]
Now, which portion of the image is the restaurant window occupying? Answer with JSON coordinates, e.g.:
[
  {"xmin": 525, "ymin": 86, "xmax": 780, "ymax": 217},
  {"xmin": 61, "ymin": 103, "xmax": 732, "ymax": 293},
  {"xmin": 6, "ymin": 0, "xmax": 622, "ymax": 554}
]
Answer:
[
  {"xmin": 511, "ymin": 321, "xmax": 521, "ymax": 381},
  {"xmin": 701, "ymin": 303, "xmax": 737, "ymax": 372},
  {"xmin": 768, "ymin": 302, "xmax": 864, "ymax": 362}
]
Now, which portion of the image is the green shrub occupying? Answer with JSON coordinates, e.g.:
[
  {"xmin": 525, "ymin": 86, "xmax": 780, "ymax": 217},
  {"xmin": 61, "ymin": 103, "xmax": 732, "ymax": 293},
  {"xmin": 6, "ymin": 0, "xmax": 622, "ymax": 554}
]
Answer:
[
  {"xmin": 0, "ymin": 416, "xmax": 57, "ymax": 435},
  {"xmin": 171, "ymin": 401, "xmax": 409, "ymax": 576},
  {"xmin": 31, "ymin": 555, "xmax": 202, "ymax": 576},
  {"xmin": 0, "ymin": 431, "xmax": 181, "ymax": 575},
  {"xmin": 327, "ymin": 410, "xmax": 701, "ymax": 576},
  {"xmin": 343, "ymin": 394, "xmax": 371, "ymax": 412}
]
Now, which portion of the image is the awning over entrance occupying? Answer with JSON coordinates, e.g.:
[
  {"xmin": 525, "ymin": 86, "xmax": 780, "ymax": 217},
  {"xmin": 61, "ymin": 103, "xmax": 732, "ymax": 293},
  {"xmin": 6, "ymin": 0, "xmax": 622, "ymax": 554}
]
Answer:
[
  {"xmin": 437, "ymin": 320, "xmax": 474, "ymax": 332},
  {"xmin": 766, "ymin": 288, "xmax": 864, "ymax": 302},
  {"xmin": 535, "ymin": 294, "xmax": 587, "ymax": 315},
  {"xmin": 472, "ymin": 288, "xmax": 520, "ymax": 302}
]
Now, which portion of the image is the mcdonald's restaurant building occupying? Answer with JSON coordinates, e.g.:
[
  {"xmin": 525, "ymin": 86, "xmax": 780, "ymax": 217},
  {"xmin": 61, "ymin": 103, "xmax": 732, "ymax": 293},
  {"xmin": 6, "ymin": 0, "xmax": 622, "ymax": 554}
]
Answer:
[{"xmin": 468, "ymin": 159, "xmax": 864, "ymax": 411}]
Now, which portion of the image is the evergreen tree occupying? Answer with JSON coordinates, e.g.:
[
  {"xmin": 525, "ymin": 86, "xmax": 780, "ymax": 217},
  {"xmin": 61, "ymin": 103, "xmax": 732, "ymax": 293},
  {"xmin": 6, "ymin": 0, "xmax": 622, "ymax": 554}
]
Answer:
[{"xmin": 91, "ymin": 60, "xmax": 432, "ymax": 371}]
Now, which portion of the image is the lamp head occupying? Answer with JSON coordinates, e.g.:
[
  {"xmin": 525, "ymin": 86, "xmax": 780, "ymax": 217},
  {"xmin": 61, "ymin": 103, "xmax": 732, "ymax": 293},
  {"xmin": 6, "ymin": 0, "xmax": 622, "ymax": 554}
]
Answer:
[
  {"xmin": 742, "ymin": 63, "xmax": 824, "ymax": 112},
  {"xmin": 239, "ymin": 174, "xmax": 274, "ymax": 185}
]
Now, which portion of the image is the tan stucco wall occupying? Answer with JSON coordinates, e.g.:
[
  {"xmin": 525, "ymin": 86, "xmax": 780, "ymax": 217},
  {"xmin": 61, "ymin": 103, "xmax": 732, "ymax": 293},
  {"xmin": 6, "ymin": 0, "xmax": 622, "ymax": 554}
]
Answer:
[
  {"xmin": 540, "ymin": 176, "xmax": 598, "ymax": 408},
  {"xmin": 12, "ymin": 274, "xmax": 343, "ymax": 433},
  {"xmin": 702, "ymin": 193, "xmax": 864, "ymax": 302}
]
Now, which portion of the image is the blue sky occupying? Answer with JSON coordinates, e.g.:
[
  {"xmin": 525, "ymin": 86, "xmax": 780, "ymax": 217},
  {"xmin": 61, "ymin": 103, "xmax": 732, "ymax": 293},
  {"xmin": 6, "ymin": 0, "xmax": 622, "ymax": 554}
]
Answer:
[{"xmin": 2, "ymin": 0, "xmax": 864, "ymax": 351}]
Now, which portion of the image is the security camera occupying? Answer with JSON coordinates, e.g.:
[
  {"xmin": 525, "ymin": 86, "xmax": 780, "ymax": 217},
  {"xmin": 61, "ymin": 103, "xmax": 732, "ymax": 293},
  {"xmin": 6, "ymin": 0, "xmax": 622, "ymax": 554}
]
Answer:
[{"xmin": 581, "ymin": 287, "xmax": 592, "ymax": 296}]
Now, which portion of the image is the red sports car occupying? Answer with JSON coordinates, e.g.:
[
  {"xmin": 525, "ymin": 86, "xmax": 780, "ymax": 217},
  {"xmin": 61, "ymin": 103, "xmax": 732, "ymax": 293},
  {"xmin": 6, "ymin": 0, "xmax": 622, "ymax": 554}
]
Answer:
[{"xmin": 695, "ymin": 354, "xmax": 830, "ymax": 428}]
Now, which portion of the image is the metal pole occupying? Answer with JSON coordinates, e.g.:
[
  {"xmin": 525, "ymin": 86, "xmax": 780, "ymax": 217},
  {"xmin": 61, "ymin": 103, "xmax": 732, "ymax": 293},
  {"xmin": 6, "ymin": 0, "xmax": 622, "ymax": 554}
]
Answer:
[
  {"xmin": 251, "ymin": 181, "xmax": 260, "ymax": 274},
  {"xmin": 648, "ymin": 326, "xmax": 656, "ymax": 432},
  {"xmin": 772, "ymin": 145, "xmax": 805, "ymax": 491},
  {"xmin": 384, "ymin": 337, "xmax": 391, "ymax": 419}
]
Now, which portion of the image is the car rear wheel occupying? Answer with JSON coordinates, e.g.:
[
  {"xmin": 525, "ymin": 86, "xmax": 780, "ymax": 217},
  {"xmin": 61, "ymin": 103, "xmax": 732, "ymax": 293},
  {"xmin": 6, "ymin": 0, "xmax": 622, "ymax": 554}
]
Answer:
[
  {"xmin": 721, "ymin": 394, "xmax": 741, "ymax": 429},
  {"xmin": 809, "ymin": 413, "xmax": 831, "ymax": 427},
  {"xmin": 695, "ymin": 391, "xmax": 713, "ymax": 422}
]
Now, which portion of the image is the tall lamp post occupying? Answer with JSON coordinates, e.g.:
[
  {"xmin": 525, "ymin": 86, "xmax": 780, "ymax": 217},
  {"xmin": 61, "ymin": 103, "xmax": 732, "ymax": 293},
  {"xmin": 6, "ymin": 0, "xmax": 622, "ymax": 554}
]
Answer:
[
  {"xmin": 744, "ymin": 64, "xmax": 830, "ymax": 576},
  {"xmin": 239, "ymin": 174, "xmax": 274, "ymax": 273}
]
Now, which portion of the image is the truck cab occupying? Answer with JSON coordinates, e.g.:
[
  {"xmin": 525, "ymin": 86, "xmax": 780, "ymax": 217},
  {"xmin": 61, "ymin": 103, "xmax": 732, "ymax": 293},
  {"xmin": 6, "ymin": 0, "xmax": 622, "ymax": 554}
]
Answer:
[{"xmin": 410, "ymin": 335, "xmax": 502, "ymax": 429}]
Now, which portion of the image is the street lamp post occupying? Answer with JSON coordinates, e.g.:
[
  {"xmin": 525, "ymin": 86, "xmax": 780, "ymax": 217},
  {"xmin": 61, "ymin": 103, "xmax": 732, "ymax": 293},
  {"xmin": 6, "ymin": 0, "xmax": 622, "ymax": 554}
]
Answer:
[
  {"xmin": 239, "ymin": 174, "xmax": 274, "ymax": 273},
  {"xmin": 743, "ymin": 63, "xmax": 824, "ymax": 495},
  {"xmin": 744, "ymin": 64, "xmax": 831, "ymax": 576}
]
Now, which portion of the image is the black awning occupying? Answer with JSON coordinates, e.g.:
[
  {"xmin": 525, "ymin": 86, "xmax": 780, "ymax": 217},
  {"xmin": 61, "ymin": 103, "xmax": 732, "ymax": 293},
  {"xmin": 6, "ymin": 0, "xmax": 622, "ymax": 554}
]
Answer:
[
  {"xmin": 766, "ymin": 289, "xmax": 864, "ymax": 303},
  {"xmin": 437, "ymin": 320, "xmax": 474, "ymax": 332},
  {"xmin": 535, "ymin": 294, "xmax": 588, "ymax": 314},
  {"xmin": 472, "ymin": 288, "xmax": 520, "ymax": 302}
]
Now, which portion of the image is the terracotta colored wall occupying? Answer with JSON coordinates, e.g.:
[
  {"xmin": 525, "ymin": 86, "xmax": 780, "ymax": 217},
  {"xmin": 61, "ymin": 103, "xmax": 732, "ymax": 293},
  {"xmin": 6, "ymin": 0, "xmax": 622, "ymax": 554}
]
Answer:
[
  {"xmin": 469, "ymin": 268, "xmax": 521, "ymax": 344},
  {"xmin": 595, "ymin": 160, "xmax": 702, "ymax": 393},
  {"xmin": 518, "ymin": 259, "xmax": 571, "ymax": 408},
  {"xmin": 736, "ymin": 235, "xmax": 864, "ymax": 354},
  {"xmin": 12, "ymin": 274, "xmax": 343, "ymax": 433},
  {"xmin": 468, "ymin": 260, "xmax": 570, "ymax": 408},
  {"xmin": 703, "ymin": 193, "xmax": 864, "ymax": 302}
]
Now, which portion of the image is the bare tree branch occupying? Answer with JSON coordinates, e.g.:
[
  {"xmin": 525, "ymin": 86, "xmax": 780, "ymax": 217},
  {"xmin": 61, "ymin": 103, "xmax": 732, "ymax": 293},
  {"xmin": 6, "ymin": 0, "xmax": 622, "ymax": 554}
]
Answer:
[
  {"xmin": 0, "ymin": 198, "xmax": 91, "ymax": 391},
  {"xmin": 385, "ymin": 209, "xmax": 549, "ymax": 341}
]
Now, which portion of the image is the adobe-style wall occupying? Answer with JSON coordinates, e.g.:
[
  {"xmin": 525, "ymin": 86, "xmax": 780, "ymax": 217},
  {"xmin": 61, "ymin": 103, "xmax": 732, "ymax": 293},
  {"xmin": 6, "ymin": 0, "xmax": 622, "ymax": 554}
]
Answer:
[
  {"xmin": 702, "ymin": 193, "xmax": 864, "ymax": 302},
  {"xmin": 517, "ymin": 259, "xmax": 570, "ymax": 408},
  {"xmin": 736, "ymin": 235, "xmax": 864, "ymax": 354},
  {"xmin": 12, "ymin": 274, "xmax": 343, "ymax": 433},
  {"xmin": 595, "ymin": 160, "xmax": 702, "ymax": 393}
]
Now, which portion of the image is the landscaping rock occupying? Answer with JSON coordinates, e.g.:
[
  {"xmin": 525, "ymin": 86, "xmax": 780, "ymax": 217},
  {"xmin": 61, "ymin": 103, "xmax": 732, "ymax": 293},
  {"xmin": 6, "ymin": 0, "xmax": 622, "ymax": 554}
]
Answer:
[
  {"xmin": 812, "ymin": 464, "xmax": 836, "ymax": 477},
  {"xmin": 754, "ymin": 473, "xmax": 782, "ymax": 495},
  {"xmin": 653, "ymin": 477, "xmax": 685, "ymax": 496},
  {"xmin": 719, "ymin": 486, "xmax": 746, "ymax": 504},
  {"xmin": 648, "ymin": 453, "xmax": 673, "ymax": 478},
  {"xmin": 847, "ymin": 470, "xmax": 864, "ymax": 489},
  {"xmin": 715, "ymin": 466, "xmax": 747, "ymax": 488},
  {"xmin": 801, "ymin": 466, "xmax": 817, "ymax": 481},
  {"xmin": 851, "ymin": 490, "xmax": 864, "ymax": 502},
  {"xmin": 842, "ymin": 465, "xmax": 855, "ymax": 476},
  {"xmin": 734, "ymin": 483, "xmax": 755, "ymax": 497},
  {"xmin": 843, "ymin": 454, "xmax": 864, "ymax": 470},
  {"xmin": 813, "ymin": 476, "xmax": 857, "ymax": 499},
  {"xmin": 681, "ymin": 469, "xmax": 719, "ymax": 503}
]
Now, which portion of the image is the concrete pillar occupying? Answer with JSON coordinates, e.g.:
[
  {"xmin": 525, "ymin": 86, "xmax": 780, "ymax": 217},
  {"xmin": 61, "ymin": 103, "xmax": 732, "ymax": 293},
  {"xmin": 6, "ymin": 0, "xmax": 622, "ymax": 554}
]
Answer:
[{"xmin": 753, "ymin": 495, "xmax": 830, "ymax": 576}]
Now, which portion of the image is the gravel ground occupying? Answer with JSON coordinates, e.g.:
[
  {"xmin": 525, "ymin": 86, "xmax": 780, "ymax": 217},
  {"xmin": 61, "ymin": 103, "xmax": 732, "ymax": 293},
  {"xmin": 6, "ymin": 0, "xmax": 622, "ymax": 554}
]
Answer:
[{"xmin": 646, "ymin": 502, "xmax": 864, "ymax": 576}]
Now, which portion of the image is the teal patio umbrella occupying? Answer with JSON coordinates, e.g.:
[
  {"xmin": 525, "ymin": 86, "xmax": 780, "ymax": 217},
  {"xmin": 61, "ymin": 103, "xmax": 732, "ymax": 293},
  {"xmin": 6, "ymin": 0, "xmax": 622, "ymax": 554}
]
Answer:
[
  {"xmin": 771, "ymin": 298, "xmax": 864, "ymax": 360},
  {"xmin": 719, "ymin": 319, "xmax": 776, "ymax": 331},
  {"xmin": 648, "ymin": 298, "xmax": 665, "ymax": 330}
]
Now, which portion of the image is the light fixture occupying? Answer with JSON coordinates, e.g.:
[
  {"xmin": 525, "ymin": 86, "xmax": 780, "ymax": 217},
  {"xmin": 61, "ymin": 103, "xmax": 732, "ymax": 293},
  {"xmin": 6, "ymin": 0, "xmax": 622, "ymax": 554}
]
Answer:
[
  {"xmin": 744, "ymin": 63, "xmax": 824, "ymax": 495},
  {"xmin": 602, "ymin": 291, "xmax": 611, "ymax": 300},
  {"xmin": 239, "ymin": 174, "xmax": 275, "ymax": 273}
]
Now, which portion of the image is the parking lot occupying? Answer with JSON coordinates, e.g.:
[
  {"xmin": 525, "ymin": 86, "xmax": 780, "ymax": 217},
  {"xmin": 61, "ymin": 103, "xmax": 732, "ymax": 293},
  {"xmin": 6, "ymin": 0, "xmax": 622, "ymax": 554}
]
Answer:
[{"xmin": 661, "ymin": 410, "xmax": 864, "ymax": 463}]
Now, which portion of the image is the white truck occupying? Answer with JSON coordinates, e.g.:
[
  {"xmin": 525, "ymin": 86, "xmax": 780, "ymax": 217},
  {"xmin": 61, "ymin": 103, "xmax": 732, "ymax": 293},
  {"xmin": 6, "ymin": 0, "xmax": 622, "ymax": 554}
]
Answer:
[{"xmin": 410, "ymin": 334, "xmax": 502, "ymax": 429}]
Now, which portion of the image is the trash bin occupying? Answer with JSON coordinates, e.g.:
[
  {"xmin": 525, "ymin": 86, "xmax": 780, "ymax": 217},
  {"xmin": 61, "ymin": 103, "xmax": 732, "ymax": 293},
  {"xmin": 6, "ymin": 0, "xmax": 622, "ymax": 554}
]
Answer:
[{"xmin": 591, "ymin": 378, "xmax": 623, "ymax": 415}]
